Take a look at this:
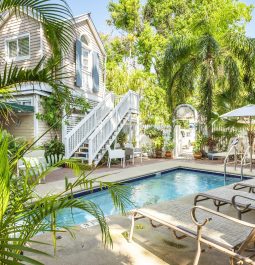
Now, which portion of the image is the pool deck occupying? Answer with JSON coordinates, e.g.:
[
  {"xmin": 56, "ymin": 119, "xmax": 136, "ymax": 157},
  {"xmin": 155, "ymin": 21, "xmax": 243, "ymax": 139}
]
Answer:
[
  {"xmin": 31, "ymin": 189, "xmax": 255, "ymax": 265},
  {"xmin": 31, "ymin": 158, "xmax": 255, "ymax": 265}
]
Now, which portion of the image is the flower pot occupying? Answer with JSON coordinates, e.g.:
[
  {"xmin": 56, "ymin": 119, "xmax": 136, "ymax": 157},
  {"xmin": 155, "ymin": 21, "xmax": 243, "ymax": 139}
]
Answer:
[
  {"xmin": 165, "ymin": 151, "xmax": 173, "ymax": 159},
  {"xmin": 193, "ymin": 152, "xmax": 202, "ymax": 160},
  {"xmin": 156, "ymin": 150, "xmax": 163, "ymax": 158}
]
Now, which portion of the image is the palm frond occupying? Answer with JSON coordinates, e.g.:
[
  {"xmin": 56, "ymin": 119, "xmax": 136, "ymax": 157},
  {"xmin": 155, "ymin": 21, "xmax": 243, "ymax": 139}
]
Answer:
[{"xmin": 0, "ymin": 0, "xmax": 75, "ymax": 54}]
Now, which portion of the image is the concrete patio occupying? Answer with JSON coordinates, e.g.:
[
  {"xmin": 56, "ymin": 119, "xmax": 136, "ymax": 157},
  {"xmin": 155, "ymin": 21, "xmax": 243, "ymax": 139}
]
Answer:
[{"xmin": 31, "ymin": 192, "xmax": 255, "ymax": 265}]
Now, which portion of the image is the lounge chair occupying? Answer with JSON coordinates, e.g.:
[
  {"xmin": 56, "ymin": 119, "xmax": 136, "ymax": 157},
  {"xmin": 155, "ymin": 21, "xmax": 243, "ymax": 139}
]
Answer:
[
  {"xmin": 233, "ymin": 178, "xmax": 255, "ymax": 192},
  {"xmin": 129, "ymin": 201, "xmax": 255, "ymax": 265},
  {"xmin": 194, "ymin": 187, "xmax": 255, "ymax": 219}
]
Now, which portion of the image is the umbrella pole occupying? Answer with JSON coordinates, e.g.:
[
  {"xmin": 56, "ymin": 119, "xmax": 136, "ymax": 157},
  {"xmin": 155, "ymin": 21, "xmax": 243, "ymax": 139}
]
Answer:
[{"xmin": 250, "ymin": 116, "xmax": 253, "ymax": 172}]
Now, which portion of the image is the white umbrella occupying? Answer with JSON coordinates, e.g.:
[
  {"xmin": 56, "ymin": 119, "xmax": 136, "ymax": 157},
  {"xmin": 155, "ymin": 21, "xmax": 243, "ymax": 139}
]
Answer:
[{"xmin": 221, "ymin": 104, "xmax": 255, "ymax": 171}]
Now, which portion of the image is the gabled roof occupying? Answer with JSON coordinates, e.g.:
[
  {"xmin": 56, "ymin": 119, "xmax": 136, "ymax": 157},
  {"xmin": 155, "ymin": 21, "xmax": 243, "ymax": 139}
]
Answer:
[
  {"xmin": 73, "ymin": 13, "xmax": 106, "ymax": 56},
  {"xmin": 0, "ymin": 11, "xmax": 106, "ymax": 56}
]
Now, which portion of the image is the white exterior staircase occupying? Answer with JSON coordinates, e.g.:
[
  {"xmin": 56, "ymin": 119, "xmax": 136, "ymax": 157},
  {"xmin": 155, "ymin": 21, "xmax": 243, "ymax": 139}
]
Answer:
[{"xmin": 64, "ymin": 90, "xmax": 139, "ymax": 166}]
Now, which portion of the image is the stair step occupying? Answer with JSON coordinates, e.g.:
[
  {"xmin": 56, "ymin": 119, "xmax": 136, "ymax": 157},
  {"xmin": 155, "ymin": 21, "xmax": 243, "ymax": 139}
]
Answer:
[
  {"xmin": 79, "ymin": 147, "xmax": 88, "ymax": 151},
  {"xmin": 75, "ymin": 152, "xmax": 88, "ymax": 158},
  {"xmin": 72, "ymin": 156, "xmax": 88, "ymax": 161}
]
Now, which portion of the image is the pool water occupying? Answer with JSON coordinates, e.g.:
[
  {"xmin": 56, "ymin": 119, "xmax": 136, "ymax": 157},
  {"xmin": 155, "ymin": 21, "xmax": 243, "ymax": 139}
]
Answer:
[{"xmin": 56, "ymin": 169, "xmax": 240, "ymax": 226}]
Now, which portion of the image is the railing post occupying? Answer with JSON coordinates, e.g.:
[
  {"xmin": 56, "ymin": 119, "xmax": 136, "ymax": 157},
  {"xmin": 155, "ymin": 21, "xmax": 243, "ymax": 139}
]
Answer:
[{"xmin": 88, "ymin": 139, "xmax": 93, "ymax": 165}]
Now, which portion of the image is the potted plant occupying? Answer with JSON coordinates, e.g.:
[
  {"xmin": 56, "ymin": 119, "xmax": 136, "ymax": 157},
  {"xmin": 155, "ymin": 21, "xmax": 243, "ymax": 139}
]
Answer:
[
  {"xmin": 44, "ymin": 136, "xmax": 65, "ymax": 165},
  {"xmin": 165, "ymin": 139, "xmax": 175, "ymax": 159},
  {"xmin": 117, "ymin": 131, "xmax": 128, "ymax": 149},
  {"xmin": 132, "ymin": 136, "xmax": 137, "ymax": 148},
  {"xmin": 193, "ymin": 133, "xmax": 203, "ymax": 159},
  {"xmin": 153, "ymin": 136, "xmax": 164, "ymax": 158}
]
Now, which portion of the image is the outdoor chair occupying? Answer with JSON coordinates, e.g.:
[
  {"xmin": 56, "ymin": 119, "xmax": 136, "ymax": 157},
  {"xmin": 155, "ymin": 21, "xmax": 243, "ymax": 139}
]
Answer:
[
  {"xmin": 107, "ymin": 147, "xmax": 125, "ymax": 168},
  {"xmin": 209, "ymin": 137, "xmax": 239, "ymax": 160},
  {"xmin": 233, "ymin": 178, "xmax": 255, "ymax": 193},
  {"xmin": 125, "ymin": 147, "xmax": 135, "ymax": 165},
  {"xmin": 194, "ymin": 186, "xmax": 255, "ymax": 219},
  {"xmin": 129, "ymin": 201, "xmax": 255, "ymax": 265},
  {"xmin": 18, "ymin": 154, "xmax": 64, "ymax": 183}
]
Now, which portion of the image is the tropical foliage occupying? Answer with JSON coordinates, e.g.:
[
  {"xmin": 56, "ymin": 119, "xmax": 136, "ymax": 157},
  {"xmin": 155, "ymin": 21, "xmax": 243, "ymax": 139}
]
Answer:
[
  {"xmin": 0, "ymin": 129, "xmax": 131, "ymax": 264},
  {"xmin": 0, "ymin": 0, "xmax": 75, "ymax": 54},
  {"xmin": 107, "ymin": 0, "xmax": 254, "ymax": 131},
  {"xmin": 0, "ymin": 1, "xmax": 129, "ymax": 264}
]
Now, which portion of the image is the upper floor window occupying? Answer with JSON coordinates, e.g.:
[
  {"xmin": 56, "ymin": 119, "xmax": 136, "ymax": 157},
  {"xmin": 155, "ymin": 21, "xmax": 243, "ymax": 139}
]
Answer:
[
  {"xmin": 6, "ymin": 34, "xmax": 30, "ymax": 61},
  {"xmin": 81, "ymin": 34, "xmax": 90, "ymax": 47},
  {"xmin": 82, "ymin": 49, "xmax": 89, "ymax": 71}
]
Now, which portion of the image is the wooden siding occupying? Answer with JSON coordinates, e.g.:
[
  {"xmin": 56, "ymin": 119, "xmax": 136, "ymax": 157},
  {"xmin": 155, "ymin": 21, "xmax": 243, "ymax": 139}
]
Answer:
[
  {"xmin": 1, "ymin": 114, "xmax": 35, "ymax": 143},
  {"xmin": 62, "ymin": 20, "xmax": 106, "ymax": 100},
  {"xmin": 0, "ymin": 13, "xmax": 106, "ymax": 102},
  {"xmin": 37, "ymin": 96, "xmax": 61, "ymax": 146},
  {"xmin": 0, "ymin": 13, "xmax": 41, "ymax": 72}
]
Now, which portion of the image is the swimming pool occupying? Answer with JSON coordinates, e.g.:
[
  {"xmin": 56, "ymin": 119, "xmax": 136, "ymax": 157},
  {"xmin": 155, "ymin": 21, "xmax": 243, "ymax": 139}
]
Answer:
[{"xmin": 56, "ymin": 168, "xmax": 242, "ymax": 226}]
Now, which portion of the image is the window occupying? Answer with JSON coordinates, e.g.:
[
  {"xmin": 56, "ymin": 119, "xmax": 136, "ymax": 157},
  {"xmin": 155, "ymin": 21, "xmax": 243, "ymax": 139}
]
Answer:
[
  {"xmin": 82, "ymin": 49, "xmax": 89, "ymax": 71},
  {"xmin": 81, "ymin": 34, "xmax": 90, "ymax": 46},
  {"xmin": 6, "ymin": 35, "xmax": 30, "ymax": 60}
]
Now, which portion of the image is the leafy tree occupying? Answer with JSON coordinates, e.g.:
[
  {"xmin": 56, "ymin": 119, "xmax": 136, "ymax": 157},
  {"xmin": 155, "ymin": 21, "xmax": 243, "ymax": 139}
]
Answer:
[
  {"xmin": 108, "ymin": 0, "xmax": 141, "ymax": 33},
  {"xmin": 107, "ymin": 0, "xmax": 253, "ymax": 127},
  {"xmin": 163, "ymin": 33, "xmax": 242, "ymax": 136}
]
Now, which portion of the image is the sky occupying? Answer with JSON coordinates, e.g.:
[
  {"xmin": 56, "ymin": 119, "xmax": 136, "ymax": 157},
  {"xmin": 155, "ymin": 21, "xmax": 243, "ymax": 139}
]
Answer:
[{"xmin": 66, "ymin": 0, "xmax": 255, "ymax": 37}]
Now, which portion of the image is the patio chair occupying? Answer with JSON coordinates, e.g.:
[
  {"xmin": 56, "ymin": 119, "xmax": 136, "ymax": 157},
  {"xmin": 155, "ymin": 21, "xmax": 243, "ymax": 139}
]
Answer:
[
  {"xmin": 125, "ymin": 146, "xmax": 143, "ymax": 165},
  {"xmin": 194, "ymin": 186, "xmax": 255, "ymax": 219},
  {"xmin": 208, "ymin": 137, "xmax": 238, "ymax": 160},
  {"xmin": 125, "ymin": 147, "xmax": 135, "ymax": 165},
  {"xmin": 129, "ymin": 201, "xmax": 255, "ymax": 265},
  {"xmin": 233, "ymin": 178, "xmax": 255, "ymax": 193},
  {"xmin": 107, "ymin": 147, "xmax": 125, "ymax": 168},
  {"xmin": 18, "ymin": 154, "xmax": 64, "ymax": 183}
]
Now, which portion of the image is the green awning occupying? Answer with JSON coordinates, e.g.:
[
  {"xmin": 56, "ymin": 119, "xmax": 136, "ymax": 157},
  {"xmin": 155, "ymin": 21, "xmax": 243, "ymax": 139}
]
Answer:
[{"xmin": 0, "ymin": 103, "xmax": 34, "ymax": 113}]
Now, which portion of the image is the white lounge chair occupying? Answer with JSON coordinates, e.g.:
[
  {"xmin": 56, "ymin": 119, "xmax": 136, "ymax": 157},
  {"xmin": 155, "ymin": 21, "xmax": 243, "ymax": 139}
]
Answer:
[
  {"xmin": 194, "ymin": 186, "xmax": 255, "ymax": 219},
  {"xmin": 209, "ymin": 137, "xmax": 239, "ymax": 160},
  {"xmin": 233, "ymin": 178, "xmax": 255, "ymax": 192},
  {"xmin": 107, "ymin": 147, "xmax": 125, "ymax": 168},
  {"xmin": 129, "ymin": 201, "xmax": 255, "ymax": 265}
]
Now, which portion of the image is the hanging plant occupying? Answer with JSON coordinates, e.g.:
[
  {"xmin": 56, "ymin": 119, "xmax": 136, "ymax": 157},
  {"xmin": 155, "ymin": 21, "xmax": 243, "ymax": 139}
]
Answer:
[{"xmin": 36, "ymin": 85, "xmax": 90, "ymax": 129}]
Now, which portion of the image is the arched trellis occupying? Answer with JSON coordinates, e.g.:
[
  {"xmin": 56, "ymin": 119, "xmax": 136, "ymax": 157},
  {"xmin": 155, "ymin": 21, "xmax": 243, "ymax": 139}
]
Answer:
[
  {"xmin": 173, "ymin": 104, "xmax": 200, "ymax": 158},
  {"xmin": 173, "ymin": 104, "xmax": 199, "ymax": 124}
]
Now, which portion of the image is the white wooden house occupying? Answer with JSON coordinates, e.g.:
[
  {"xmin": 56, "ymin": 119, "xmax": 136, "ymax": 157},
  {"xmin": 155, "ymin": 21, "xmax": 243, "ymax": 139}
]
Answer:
[{"xmin": 0, "ymin": 12, "xmax": 140, "ymax": 165}]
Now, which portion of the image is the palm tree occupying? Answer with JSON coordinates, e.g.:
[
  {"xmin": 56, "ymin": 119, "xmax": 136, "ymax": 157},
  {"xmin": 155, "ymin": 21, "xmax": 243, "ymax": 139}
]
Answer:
[
  {"xmin": 0, "ymin": 129, "xmax": 131, "ymax": 265},
  {"xmin": 163, "ymin": 33, "xmax": 241, "ymax": 136},
  {"xmin": 227, "ymin": 33, "xmax": 255, "ymax": 103}
]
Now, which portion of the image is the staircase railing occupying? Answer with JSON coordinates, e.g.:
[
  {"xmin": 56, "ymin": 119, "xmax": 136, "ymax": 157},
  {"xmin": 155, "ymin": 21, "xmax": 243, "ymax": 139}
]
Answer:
[
  {"xmin": 88, "ymin": 90, "xmax": 139, "ymax": 165},
  {"xmin": 64, "ymin": 92, "xmax": 115, "ymax": 158}
]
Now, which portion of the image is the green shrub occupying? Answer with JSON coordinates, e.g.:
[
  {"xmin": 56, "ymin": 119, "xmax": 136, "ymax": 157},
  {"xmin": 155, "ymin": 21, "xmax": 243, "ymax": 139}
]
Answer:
[
  {"xmin": 44, "ymin": 136, "xmax": 65, "ymax": 162},
  {"xmin": 145, "ymin": 126, "xmax": 163, "ymax": 139},
  {"xmin": 165, "ymin": 139, "xmax": 175, "ymax": 151},
  {"xmin": 0, "ymin": 130, "xmax": 27, "ymax": 156},
  {"xmin": 117, "ymin": 131, "xmax": 128, "ymax": 148}
]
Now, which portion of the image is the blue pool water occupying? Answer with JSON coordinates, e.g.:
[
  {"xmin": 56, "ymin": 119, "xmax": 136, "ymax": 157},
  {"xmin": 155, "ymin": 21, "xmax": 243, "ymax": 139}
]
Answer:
[{"xmin": 56, "ymin": 169, "xmax": 240, "ymax": 226}]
